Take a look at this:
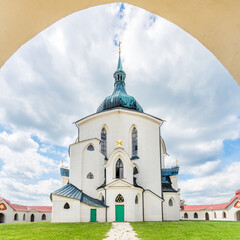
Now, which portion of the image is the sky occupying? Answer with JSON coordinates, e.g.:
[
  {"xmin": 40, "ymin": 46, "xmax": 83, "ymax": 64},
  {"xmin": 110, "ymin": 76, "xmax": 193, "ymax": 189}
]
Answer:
[{"xmin": 0, "ymin": 3, "xmax": 240, "ymax": 206}]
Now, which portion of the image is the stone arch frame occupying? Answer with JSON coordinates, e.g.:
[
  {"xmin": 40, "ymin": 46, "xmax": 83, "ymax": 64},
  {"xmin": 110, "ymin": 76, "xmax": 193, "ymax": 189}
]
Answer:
[
  {"xmin": 1, "ymin": 1, "xmax": 240, "ymax": 87},
  {"xmin": 168, "ymin": 198, "xmax": 174, "ymax": 207},
  {"xmin": 129, "ymin": 124, "xmax": 139, "ymax": 159},
  {"xmin": 0, "ymin": 213, "xmax": 5, "ymax": 223},
  {"xmin": 236, "ymin": 210, "xmax": 240, "ymax": 221},
  {"xmin": 135, "ymin": 193, "xmax": 140, "ymax": 204},
  {"xmin": 194, "ymin": 212, "xmax": 198, "ymax": 219},
  {"xmin": 105, "ymin": 148, "xmax": 135, "ymax": 181},
  {"xmin": 99, "ymin": 193, "xmax": 105, "ymax": 203},
  {"xmin": 30, "ymin": 214, "xmax": 35, "ymax": 222},
  {"xmin": 184, "ymin": 212, "xmax": 188, "ymax": 219},
  {"xmin": 42, "ymin": 214, "xmax": 46, "ymax": 221},
  {"xmin": 115, "ymin": 193, "xmax": 124, "ymax": 204},
  {"xmin": 133, "ymin": 164, "xmax": 139, "ymax": 175},
  {"xmin": 100, "ymin": 124, "xmax": 109, "ymax": 159},
  {"xmin": 64, "ymin": 202, "xmax": 70, "ymax": 209},
  {"xmin": 83, "ymin": 142, "xmax": 98, "ymax": 152},
  {"xmin": 14, "ymin": 213, "xmax": 18, "ymax": 221},
  {"xmin": 115, "ymin": 159, "xmax": 124, "ymax": 179}
]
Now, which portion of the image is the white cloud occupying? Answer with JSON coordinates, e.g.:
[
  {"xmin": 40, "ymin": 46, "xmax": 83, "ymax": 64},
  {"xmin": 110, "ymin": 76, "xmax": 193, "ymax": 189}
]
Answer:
[
  {"xmin": 0, "ymin": 130, "xmax": 57, "ymax": 180},
  {"xmin": 179, "ymin": 161, "xmax": 240, "ymax": 204}
]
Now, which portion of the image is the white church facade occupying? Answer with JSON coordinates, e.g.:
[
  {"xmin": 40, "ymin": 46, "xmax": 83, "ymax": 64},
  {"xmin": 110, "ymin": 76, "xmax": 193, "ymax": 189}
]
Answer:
[{"xmin": 51, "ymin": 48, "xmax": 180, "ymax": 222}]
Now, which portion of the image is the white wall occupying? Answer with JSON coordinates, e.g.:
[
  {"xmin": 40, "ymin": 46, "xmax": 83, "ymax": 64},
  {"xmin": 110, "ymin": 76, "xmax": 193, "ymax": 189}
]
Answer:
[
  {"xmin": 163, "ymin": 192, "xmax": 180, "ymax": 221},
  {"xmin": 76, "ymin": 109, "xmax": 163, "ymax": 198},
  {"xmin": 144, "ymin": 191, "xmax": 162, "ymax": 221},
  {"xmin": 51, "ymin": 195, "xmax": 80, "ymax": 222}
]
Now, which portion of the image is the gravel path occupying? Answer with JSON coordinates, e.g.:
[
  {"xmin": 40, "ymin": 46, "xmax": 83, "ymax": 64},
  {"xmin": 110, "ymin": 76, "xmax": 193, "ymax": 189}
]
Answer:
[{"xmin": 103, "ymin": 222, "xmax": 140, "ymax": 240}]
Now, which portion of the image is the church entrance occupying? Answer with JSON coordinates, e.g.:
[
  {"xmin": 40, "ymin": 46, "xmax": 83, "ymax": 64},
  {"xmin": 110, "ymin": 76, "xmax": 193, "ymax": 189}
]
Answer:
[
  {"xmin": 236, "ymin": 211, "xmax": 240, "ymax": 221},
  {"xmin": 115, "ymin": 205, "xmax": 124, "ymax": 221},
  {"xmin": 0, "ymin": 213, "xmax": 4, "ymax": 223},
  {"xmin": 205, "ymin": 212, "xmax": 209, "ymax": 220},
  {"xmin": 90, "ymin": 209, "xmax": 96, "ymax": 222}
]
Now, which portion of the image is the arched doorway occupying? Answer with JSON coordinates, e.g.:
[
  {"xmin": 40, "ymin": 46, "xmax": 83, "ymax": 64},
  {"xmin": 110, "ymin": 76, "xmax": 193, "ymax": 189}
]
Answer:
[
  {"xmin": 30, "ymin": 214, "xmax": 35, "ymax": 222},
  {"xmin": 236, "ymin": 211, "xmax": 240, "ymax": 221},
  {"xmin": 115, "ymin": 194, "xmax": 124, "ymax": 221},
  {"xmin": 205, "ymin": 212, "xmax": 209, "ymax": 220},
  {"xmin": 0, "ymin": 213, "xmax": 5, "ymax": 223}
]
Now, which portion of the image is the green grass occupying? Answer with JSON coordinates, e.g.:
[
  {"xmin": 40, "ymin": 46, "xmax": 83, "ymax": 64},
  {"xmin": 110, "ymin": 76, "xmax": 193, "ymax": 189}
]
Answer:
[
  {"xmin": 131, "ymin": 221, "xmax": 240, "ymax": 240},
  {"xmin": 0, "ymin": 222, "xmax": 111, "ymax": 240}
]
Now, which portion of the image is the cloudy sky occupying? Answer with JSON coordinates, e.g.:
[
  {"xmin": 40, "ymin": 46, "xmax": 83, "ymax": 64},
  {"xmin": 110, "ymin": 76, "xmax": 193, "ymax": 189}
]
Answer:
[{"xmin": 0, "ymin": 3, "xmax": 240, "ymax": 206}]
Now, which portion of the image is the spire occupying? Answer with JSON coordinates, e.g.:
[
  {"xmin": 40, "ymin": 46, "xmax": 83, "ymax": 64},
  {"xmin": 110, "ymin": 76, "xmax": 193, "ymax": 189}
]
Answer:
[
  {"xmin": 96, "ymin": 45, "xmax": 143, "ymax": 113},
  {"xmin": 114, "ymin": 42, "xmax": 126, "ymax": 85},
  {"xmin": 117, "ymin": 42, "xmax": 123, "ymax": 71}
]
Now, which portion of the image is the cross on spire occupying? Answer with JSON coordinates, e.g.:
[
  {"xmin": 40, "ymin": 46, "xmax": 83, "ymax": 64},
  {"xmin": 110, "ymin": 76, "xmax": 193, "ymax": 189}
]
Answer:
[{"xmin": 118, "ymin": 41, "xmax": 121, "ymax": 53}]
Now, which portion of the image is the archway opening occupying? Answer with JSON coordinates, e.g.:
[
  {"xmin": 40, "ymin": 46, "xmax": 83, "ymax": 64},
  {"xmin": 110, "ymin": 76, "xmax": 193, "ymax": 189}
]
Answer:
[
  {"xmin": 236, "ymin": 211, "xmax": 240, "ymax": 221},
  {"xmin": 0, "ymin": 213, "xmax": 4, "ymax": 223},
  {"xmin": 30, "ymin": 214, "xmax": 35, "ymax": 222},
  {"xmin": 205, "ymin": 212, "xmax": 209, "ymax": 220}
]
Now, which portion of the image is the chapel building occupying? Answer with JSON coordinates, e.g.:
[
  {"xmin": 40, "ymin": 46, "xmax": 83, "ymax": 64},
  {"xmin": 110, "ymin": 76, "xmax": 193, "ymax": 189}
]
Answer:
[
  {"xmin": 0, "ymin": 197, "xmax": 51, "ymax": 223},
  {"xmin": 51, "ymin": 48, "xmax": 180, "ymax": 222},
  {"xmin": 181, "ymin": 189, "xmax": 240, "ymax": 221}
]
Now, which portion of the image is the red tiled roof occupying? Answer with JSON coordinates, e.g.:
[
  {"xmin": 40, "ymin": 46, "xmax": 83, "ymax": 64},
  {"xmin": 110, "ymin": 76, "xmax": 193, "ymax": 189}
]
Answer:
[
  {"xmin": 181, "ymin": 190, "xmax": 240, "ymax": 211},
  {"xmin": 0, "ymin": 197, "xmax": 52, "ymax": 212}
]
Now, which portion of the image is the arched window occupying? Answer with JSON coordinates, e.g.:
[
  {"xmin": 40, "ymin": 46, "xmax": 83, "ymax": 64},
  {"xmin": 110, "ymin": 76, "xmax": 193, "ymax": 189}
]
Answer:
[
  {"xmin": 31, "ymin": 214, "xmax": 35, "ymax": 222},
  {"xmin": 184, "ymin": 213, "xmax": 188, "ymax": 219},
  {"xmin": 223, "ymin": 211, "xmax": 227, "ymax": 218},
  {"xmin": 14, "ymin": 213, "xmax": 18, "ymax": 221},
  {"xmin": 23, "ymin": 214, "xmax": 26, "ymax": 221},
  {"xmin": 214, "ymin": 212, "xmax": 217, "ymax": 218},
  {"xmin": 194, "ymin": 212, "xmax": 198, "ymax": 219},
  {"xmin": 101, "ymin": 128, "xmax": 107, "ymax": 158},
  {"xmin": 64, "ymin": 203, "xmax": 70, "ymax": 209},
  {"xmin": 42, "ymin": 214, "xmax": 46, "ymax": 220},
  {"xmin": 115, "ymin": 194, "xmax": 124, "ymax": 203},
  {"xmin": 135, "ymin": 195, "xmax": 139, "ymax": 204},
  {"xmin": 205, "ymin": 212, "xmax": 209, "ymax": 220},
  {"xmin": 87, "ymin": 172, "xmax": 94, "ymax": 179},
  {"xmin": 133, "ymin": 166, "xmax": 139, "ymax": 175},
  {"xmin": 132, "ymin": 127, "xmax": 138, "ymax": 157},
  {"xmin": 169, "ymin": 199, "xmax": 173, "ymax": 206},
  {"xmin": 116, "ymin": 159, "xmax": 123, "ymax": 179},
  {"xmin": 87, "ymin": 144, "xmax": 94, "ymax": 151}
]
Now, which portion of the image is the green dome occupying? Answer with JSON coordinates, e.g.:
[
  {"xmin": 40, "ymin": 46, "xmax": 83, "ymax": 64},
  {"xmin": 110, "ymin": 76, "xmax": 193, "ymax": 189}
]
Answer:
[{"xmin": 97, "ymin": 50, "xmax": 143, "ymax": 113}]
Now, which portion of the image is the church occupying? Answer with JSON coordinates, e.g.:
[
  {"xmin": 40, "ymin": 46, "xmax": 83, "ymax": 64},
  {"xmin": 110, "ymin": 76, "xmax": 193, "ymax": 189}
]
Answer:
[{"xmin": 51, "ymin": 47, "xmax": 180, "ymax": 222}]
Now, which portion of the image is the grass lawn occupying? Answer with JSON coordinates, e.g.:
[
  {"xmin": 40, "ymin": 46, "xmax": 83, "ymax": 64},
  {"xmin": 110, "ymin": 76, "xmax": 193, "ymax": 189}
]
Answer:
[
  {"xmin": 0, "ymin": 222, "xmax": 111, "ymax": 240},
  {"xmin": 131, "ymin": 221, "xmax": 240, "ymax": 240}
]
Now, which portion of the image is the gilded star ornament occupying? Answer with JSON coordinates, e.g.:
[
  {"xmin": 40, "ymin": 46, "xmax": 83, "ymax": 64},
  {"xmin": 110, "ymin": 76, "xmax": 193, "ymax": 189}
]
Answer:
[
  {"xmin": 116, "ymin": 140, "xmax": 123, "ymax": 146},
  {"xmin": 235, "ymin": 201, "xmax": 240, "ymax": 208},
  {"xmin": 0, "ymin": 203, "xmax": 6, "ymax": 210}
]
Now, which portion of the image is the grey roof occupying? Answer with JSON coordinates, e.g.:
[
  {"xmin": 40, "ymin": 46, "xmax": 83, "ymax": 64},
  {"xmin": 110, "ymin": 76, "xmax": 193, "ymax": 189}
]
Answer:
[
  {"xmin": 51, "ymin": 183, "xmax": 108, "ymax": 208},
  {"xmin": 162, "ymin": 183, "xmax": 178, "ymax": 193}
]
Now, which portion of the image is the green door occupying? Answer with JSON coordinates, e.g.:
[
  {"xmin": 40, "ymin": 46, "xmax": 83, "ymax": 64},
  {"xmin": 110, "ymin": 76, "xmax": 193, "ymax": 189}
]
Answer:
[
  {"xmin": 90, "ymin": 209, "xmax": 96, "ymax": 222},
  {"xmin": 115, "ymin": 205, "xmax": 124, "ymax": 221}
]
